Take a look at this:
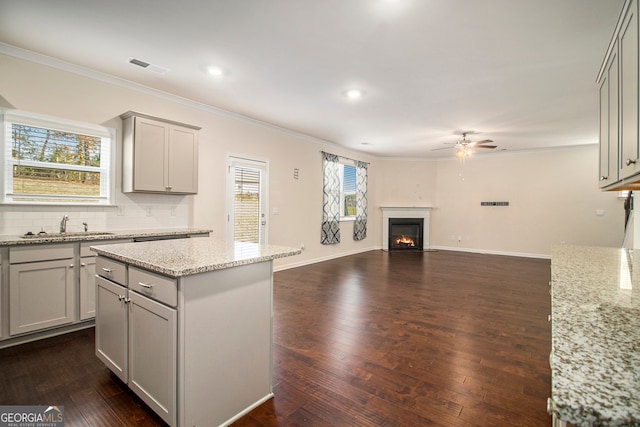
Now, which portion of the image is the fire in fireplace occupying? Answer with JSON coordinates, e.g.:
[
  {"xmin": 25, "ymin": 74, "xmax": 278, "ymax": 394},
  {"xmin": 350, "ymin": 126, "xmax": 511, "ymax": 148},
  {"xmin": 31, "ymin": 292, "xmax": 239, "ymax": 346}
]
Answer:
[{"xmin": 389, "ymin": 218, "xmax": 424, "ymax": 251}]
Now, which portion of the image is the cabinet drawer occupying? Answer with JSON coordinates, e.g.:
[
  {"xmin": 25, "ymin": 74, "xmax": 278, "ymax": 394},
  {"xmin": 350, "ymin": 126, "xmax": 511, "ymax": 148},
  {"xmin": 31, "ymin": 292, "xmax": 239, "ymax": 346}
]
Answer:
[
  {"xmin": 96, "ymin": 257, "xmax": 127, "ymax": 286},
  {"xmin": 129, "ymin": 267, "xmax": 177, "ymax": 307},
  {"xmin": 81, "ymin": 239, "xmax": 133, "ymax": 257},
  {"xmin": 10, "ymin": 244, "xmax": 74, "ymax": 264}
]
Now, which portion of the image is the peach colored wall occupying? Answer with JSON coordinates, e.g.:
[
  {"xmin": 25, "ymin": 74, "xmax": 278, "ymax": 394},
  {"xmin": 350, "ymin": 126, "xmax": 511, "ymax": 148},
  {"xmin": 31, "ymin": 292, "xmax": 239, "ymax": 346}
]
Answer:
[
  {"xmin": 0, "ymin": 53, "xmax": 379, "ymax": 269},
  {"xmin": 376, "ymin": 147, "xmax": 623, "ymax": 258}
]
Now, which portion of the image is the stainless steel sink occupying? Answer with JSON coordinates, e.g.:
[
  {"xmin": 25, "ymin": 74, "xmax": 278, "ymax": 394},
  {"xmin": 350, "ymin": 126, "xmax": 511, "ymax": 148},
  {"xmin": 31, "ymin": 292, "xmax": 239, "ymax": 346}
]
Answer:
[{"xmin": 21, "ymin": 231, "xmax": 115, "ymax": 239}]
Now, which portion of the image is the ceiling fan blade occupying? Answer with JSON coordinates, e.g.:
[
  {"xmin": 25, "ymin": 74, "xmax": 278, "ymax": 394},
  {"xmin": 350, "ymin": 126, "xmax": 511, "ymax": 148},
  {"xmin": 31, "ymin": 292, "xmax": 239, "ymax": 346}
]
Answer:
[
  {"xmin": 473, "ymin": 139, "xmax": 494, "ymax": 145},
  {"xmin": 431, "ymin": 146, "xmax": 455, "ymax": 151},
  {"xmin": 475, "ymin": 145, "xmax": 497, "ymax": 149}
]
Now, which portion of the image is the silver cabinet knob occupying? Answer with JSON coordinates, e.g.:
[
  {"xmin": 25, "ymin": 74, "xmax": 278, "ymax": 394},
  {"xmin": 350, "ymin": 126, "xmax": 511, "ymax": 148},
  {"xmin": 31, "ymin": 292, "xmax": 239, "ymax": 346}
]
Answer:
[{"xmin": 627, "ymin": 158, "xmax": 637, "ymax": 166}]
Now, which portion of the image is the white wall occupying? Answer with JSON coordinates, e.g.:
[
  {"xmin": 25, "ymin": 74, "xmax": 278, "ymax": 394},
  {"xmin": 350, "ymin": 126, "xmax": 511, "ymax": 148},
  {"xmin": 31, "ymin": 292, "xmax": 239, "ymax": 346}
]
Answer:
[{"xmin": 1, "ymin": 51, "xmax": 624, "ymax": 268}]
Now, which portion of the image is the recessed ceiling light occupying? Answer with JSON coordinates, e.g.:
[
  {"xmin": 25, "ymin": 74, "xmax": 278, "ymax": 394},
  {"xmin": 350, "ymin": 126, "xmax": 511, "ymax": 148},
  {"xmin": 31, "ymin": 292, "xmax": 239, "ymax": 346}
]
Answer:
[
  {"xmin": 344, "ymin": 89, "xmax": 364, "ymax": 99},
  {"xmin": 207, "ymin": 66, "xmax": 227, "ymax": 76}
]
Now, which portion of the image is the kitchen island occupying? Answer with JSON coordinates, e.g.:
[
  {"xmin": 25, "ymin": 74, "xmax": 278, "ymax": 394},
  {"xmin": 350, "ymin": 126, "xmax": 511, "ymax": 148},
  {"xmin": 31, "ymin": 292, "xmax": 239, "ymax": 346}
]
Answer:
[
  {"xmin": 91, "ymin": 237, "xmax": 301, "ymax": 427},
  {"xmin": 550, "ymin": 245, "xmax": 640, "ymax": 426}
]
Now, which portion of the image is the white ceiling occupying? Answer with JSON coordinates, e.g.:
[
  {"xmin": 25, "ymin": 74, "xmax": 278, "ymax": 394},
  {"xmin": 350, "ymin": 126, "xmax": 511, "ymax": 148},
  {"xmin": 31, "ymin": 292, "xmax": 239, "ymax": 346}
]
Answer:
[{"xmin": 0, "ymin": 0, "xmax": 625, "ymax": 158}]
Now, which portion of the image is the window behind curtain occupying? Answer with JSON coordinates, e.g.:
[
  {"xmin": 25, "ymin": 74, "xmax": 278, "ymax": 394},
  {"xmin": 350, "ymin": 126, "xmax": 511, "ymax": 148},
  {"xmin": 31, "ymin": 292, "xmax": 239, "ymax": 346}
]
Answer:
[{"xmin": 341, "ymin": 164, "xmax": 356, "ymax": 218}]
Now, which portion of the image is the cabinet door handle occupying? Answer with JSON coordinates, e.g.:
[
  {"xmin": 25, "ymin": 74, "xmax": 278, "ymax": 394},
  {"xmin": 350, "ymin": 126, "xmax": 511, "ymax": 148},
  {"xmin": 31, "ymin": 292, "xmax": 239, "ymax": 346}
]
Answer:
[
  {"xmin": 101, "ymin": 267, "xmax": 112, "ymax": 273},
  {"xmin": 138, "ymin": 281, "xmax": 154, "ymax": 289},
  {"xmin": 118, "ymin": 295, "xmax": 126, "ymax": 301},
  {"xmin": 627, "ymin": 158, "xmax": 637, "ymax": 166},
  {"xmin": 69, "ymin": 264, "xmax": 74, "ymax": 268},
  {"xmin": 80, "ymin": 262, "xmax": 86, "ymax": 267},
  {"xmin": 600, "ymin": 175, "xmax": 608, "ymax": 181}
]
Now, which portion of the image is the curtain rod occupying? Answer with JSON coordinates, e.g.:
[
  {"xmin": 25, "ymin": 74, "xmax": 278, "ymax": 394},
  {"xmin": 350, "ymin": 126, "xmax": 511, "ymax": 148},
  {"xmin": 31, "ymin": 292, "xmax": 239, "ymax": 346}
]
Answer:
[{"xmin": 321, "ymin": 151, "xmax": 370, "ymax": 164}]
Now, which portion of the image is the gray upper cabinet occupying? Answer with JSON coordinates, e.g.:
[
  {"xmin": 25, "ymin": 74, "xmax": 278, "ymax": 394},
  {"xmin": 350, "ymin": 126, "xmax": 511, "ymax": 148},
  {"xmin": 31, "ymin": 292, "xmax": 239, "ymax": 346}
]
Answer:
[
  {"xmin": 599, "ymin": 39, "xmax": 619, "ymax": 188},
  {"xmin": 619, "ymin": 1, "xmax": 639, "ymax": 180},
  {"xmin": 121, "ymin": 111, "xmax": 200, "ymax": 194},
  {"xmin": 598, "ymin": 0, "xmax": 640, "ymax": 190}
]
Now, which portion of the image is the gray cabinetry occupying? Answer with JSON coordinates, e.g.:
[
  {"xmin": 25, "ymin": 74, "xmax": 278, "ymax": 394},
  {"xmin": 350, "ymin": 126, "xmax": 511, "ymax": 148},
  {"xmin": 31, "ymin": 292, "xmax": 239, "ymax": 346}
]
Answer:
[
  {"xmin": 598, "ymin": 0, "xmax": 640, "ymax": 190},
  {"xmin": 80, "ymin": 239, "xmax": 132, "ymax": 321},
  {"xmin": 599, "ymin": 39, "xmax": 619, "ymax": 188},
  {"xmin": 128, "ymin": 289, "xmax": 176, "ymax": 424},
  {"xmin": 121, "ymin": 111, "xmax": 200, "ymax": 194},
  {"xmin": 79, "ymin": 256, "xmax": 96, "ymax": 320},
  {"xmin": 95, "ymin": 256, "xmax": 177, "ymax": 426},
  {"xmin": 95, "ymin": 274, "xmax": 128, "ymax": 382},
  {"xmin": 8, "ymin": 244, "xmax": 75, "ymax": 335},
  {"xmin": 619, "ymin": 0, "xmax": 639, "ymax": 180}
]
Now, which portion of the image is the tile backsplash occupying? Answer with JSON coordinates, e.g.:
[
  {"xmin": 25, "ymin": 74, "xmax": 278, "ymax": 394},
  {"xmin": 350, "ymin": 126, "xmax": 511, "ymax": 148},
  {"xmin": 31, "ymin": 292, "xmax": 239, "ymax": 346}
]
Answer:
[{"xmin": 0, "ymin": 193, "xmax": 191, "ymax": 235}]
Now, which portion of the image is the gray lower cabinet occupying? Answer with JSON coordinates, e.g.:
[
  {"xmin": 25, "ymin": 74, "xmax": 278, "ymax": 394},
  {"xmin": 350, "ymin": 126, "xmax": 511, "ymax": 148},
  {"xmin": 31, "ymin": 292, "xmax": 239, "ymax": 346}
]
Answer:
[
  {"xmin": 95, "ymin": 259, "xmax": 177, "ymax": 426},
  {"xmin": 9, "ymin": 244, "xmax": 75, "ymax": 336},
  {"xmin": 79, "ymin": 256, "xmax": 96, "ymax": 320},
  {"xmin": 9, "ymin": 258, "xmax": 75, "ymax": 335},
  {"xmin": 128, "ymin": 289, "xmax": 176, "ymax": 424},
  {"xmin": 95, "ymin": 275, "xmax": 128, "ymax": 382}
]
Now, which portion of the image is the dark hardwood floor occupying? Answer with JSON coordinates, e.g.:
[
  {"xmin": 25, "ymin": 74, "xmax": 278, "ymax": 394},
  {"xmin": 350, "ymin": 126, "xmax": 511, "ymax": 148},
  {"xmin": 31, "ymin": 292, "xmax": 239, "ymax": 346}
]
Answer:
[{"xmin": 0, "ymin": 250, "xmax": 552, "ymax": 426}]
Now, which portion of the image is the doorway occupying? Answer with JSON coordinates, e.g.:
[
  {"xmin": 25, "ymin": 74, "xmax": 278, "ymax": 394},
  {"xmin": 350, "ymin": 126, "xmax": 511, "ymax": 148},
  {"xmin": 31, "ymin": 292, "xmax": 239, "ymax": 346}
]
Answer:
[{"xmin": 226, "ymin": 156, "xmax": 269, "ymax": 244}]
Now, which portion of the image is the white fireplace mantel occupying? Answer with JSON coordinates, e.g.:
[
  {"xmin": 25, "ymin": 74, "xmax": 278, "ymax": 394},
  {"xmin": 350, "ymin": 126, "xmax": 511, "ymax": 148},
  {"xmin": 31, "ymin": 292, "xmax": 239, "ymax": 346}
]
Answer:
[{"xmin": 381, "ymin": 206, "xmax": 432, "ymax": 251}]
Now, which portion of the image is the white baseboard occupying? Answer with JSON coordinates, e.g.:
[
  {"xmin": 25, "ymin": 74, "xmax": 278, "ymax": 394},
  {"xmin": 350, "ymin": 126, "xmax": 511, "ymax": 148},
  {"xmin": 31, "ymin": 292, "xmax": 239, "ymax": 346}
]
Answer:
[
  {"xmin": 274, "ymin": 245, "xmax": 381, "ymax": 271},
  {"xmin": 429, "ymin": 245, "xmax": 550, "ymax": 260}
]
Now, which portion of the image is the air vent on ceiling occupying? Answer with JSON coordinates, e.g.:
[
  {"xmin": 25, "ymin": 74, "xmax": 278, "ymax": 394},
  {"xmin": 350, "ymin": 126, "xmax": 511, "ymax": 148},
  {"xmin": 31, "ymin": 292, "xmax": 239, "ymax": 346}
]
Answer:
[{"xmin": 128, "ymin": 57, "xmax": 170, "ymax": 75}]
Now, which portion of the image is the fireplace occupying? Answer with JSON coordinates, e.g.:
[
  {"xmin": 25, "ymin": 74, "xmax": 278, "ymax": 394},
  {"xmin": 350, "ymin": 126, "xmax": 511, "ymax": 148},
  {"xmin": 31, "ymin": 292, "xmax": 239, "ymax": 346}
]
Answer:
[
  {"xmin": 380, "ymin": 206, "xmax": 432, "ymax": 251},
  {"xmin": 389, "ymin": 218, "xmax": 424, "ymax": 251}
]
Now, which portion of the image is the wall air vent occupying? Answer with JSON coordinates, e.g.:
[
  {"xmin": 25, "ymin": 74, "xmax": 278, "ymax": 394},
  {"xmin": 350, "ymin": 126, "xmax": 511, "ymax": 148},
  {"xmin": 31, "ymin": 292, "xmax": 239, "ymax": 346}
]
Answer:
[
  {"xmin": 128, "ymin": 58, "xmax": 170, "ymax": 74},
  {"xmin": 481, "ymin": 201, "xmax": 509, "ymax": 207}
]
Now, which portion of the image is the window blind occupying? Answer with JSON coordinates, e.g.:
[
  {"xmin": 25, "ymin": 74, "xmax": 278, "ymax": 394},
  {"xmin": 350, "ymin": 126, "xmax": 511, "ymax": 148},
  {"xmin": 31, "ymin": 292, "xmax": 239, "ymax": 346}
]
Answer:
[{"xmin": 233, "ymin": 166, "xmax": 261, "ymax": 243}]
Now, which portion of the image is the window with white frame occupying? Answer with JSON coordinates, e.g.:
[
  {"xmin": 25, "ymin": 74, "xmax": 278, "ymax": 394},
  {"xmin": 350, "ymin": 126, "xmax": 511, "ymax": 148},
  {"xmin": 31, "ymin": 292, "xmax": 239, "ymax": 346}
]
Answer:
[
  {"xmin": 1, "ymin": 110, "xmax": 114, "ymax": 204},
  {"xmin": 339, "ymin": 161, "xmax": 356, "ymax": 219}
]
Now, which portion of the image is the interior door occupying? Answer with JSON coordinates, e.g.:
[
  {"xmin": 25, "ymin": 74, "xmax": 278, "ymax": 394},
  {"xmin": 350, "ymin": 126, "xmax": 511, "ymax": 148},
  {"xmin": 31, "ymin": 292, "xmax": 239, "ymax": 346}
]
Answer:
[{"xmin": 226, "ymin": 156, "xmax": 268, "ymax": 244}]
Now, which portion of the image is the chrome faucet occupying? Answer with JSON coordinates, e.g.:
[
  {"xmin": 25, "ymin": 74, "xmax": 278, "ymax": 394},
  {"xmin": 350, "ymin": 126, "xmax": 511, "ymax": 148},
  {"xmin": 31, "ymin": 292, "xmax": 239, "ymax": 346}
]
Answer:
[{"xmin": 60, "ymin": 215, "xmax": 70, "ymax": 233}]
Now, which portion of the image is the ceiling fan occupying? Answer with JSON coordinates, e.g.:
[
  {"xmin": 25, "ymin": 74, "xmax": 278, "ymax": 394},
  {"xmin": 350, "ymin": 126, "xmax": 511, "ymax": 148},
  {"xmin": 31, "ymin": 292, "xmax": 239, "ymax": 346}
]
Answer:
[{"xmin": 433, "ymin": 132, "xmax": 497, "ymax": 158}]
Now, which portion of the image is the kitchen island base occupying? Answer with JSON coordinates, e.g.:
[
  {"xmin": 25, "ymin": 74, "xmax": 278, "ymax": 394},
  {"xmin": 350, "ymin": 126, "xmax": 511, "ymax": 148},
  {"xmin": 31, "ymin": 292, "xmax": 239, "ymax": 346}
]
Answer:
[
  {"xmin": 178, "ymin": 261, "xmax": 273, "ymax": 427},
  {"xmin": 92, "ymin": 238, "xmax": 300, "ymax": 427}
]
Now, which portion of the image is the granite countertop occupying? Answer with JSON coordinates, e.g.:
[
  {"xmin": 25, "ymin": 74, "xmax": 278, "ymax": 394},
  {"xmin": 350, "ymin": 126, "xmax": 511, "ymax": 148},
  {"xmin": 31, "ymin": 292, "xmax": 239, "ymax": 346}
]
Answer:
[
  {"xmin": 551, "ymin": 245, "xmax": 640, "ymax": 426},
  {"xmin": 0, "ymin": 228, "xmax": 212, "ymax": 246},
  {"xmin": 91, "ymin": 237, "xmax": 302, "ymax": 277}
]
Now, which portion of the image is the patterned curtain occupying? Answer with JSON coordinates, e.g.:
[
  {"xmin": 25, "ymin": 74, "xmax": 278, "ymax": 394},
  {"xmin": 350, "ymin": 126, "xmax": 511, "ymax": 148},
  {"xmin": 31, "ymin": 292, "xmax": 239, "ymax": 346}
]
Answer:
[
  {"xmin": 321, "ymin": 152, "xmax": 341, "ymax": 244},
  {"xmin": 353, "ymin": 160, "xmax": 368, "ymax": 241}
]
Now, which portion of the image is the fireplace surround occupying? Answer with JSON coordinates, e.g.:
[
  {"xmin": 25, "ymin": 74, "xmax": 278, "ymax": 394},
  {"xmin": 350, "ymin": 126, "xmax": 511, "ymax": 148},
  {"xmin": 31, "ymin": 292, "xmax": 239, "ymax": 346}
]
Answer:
[{"xmin": 381, "ymin": 207, "xmax": 432, "ymax": 251}]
